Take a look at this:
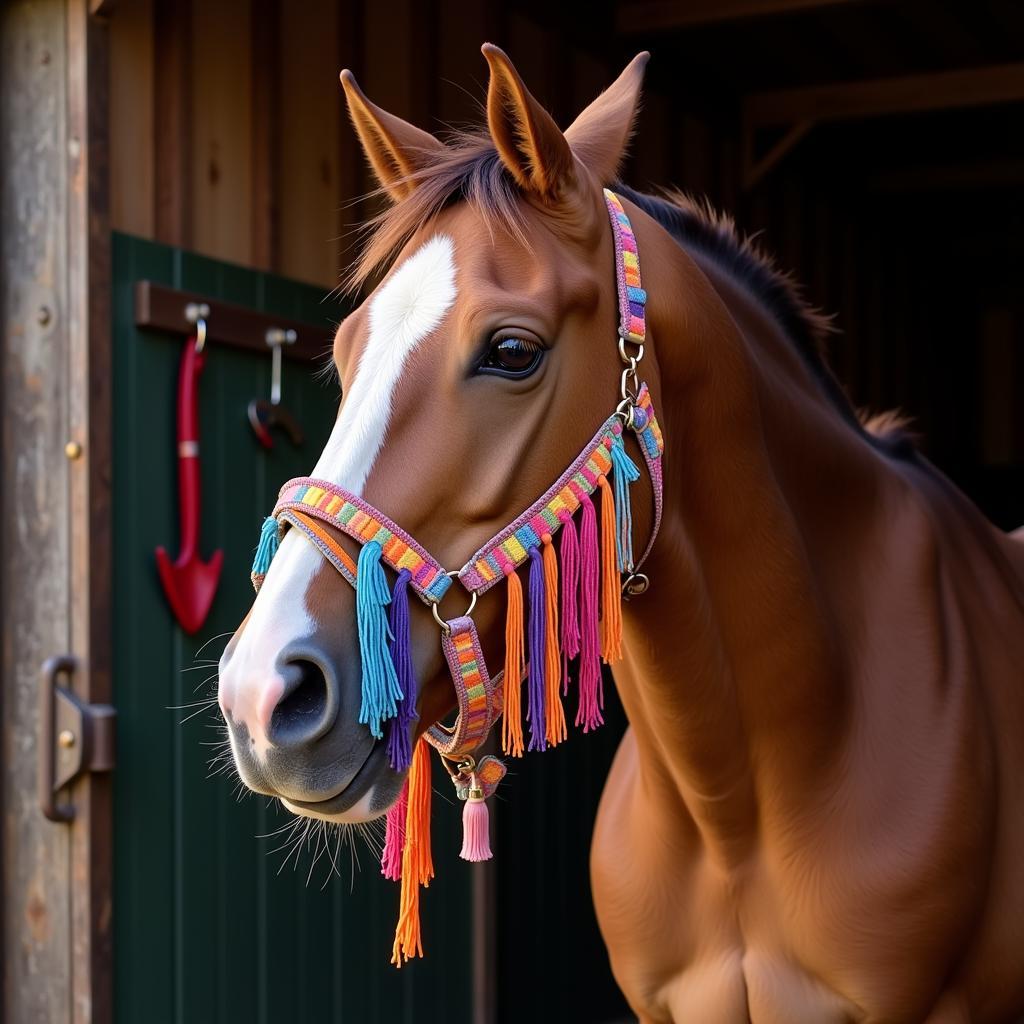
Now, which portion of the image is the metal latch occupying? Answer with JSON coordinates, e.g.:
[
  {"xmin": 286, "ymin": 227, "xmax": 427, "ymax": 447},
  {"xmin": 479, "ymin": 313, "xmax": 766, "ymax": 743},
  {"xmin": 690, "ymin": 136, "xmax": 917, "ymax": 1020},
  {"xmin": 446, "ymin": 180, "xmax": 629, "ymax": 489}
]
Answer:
[{"xmin": 39, "ymin": 655, "xmax": 116, "ymax": 822}]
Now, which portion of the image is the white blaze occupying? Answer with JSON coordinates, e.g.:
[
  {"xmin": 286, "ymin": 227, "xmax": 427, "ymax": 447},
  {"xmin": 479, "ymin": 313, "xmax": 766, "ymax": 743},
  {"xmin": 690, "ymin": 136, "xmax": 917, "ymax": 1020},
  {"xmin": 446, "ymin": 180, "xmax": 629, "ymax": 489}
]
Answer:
[
  {"xmin": 220, "ymin": 235, "xmax": 458, "ymax": 757},
  {"xmin": 312, "ymin": 233, "xmax": 458, "ymax": 493}
]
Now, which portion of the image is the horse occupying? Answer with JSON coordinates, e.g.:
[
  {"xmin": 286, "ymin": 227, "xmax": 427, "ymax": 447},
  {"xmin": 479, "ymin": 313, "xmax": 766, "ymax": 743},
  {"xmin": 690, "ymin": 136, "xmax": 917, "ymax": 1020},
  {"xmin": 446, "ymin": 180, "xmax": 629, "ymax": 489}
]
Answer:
[{"xmin": 217, "ymin": 45, "xmax": 1024, "ymax": 1023}]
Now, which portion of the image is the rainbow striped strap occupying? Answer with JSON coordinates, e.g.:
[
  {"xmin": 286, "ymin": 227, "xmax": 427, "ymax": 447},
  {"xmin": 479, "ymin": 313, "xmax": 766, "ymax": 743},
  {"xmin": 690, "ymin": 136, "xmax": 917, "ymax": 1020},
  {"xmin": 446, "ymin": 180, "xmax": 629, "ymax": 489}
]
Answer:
[
  {"xmin": 272, "ymin": 479, "xmax": 452, "ymax": 604},
  {"xmin": 457, "ymin": 382, "xmax": 664, "ymax": 595},
  {"xmin": 424, "ymin": 616, "xmax": 504, "ymax": 757},
  {"xmin": 605, "ymin": 188, "xmax": 646, "ymax": 345}
]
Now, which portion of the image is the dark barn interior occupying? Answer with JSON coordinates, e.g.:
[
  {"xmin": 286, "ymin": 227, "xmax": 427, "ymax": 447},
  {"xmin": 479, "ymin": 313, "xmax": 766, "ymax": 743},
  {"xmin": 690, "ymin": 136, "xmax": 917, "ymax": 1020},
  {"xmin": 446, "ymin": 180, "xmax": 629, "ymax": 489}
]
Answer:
[{"xmin": 2, "ymin": 1, "xmax": 1021, "ymax": 1021}]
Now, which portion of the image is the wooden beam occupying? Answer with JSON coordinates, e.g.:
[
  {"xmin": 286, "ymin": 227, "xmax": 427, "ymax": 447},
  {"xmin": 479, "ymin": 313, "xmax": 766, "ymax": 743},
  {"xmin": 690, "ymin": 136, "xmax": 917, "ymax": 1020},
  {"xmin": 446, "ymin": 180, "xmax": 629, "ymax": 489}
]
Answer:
[
  {"xmin": 134, "ymin": 281, "xmax": 336, "ymax": 362},
  {"xmin": 746, "ymin": 62, "xmax": 1024, "ymax": 128},
  {"xmin": 616, "ymin": 0, "xmax": 862, "ymax": 32},
  {"xmin": 250, "ymin": 0, "xmax": 281, "ymax": 272}
]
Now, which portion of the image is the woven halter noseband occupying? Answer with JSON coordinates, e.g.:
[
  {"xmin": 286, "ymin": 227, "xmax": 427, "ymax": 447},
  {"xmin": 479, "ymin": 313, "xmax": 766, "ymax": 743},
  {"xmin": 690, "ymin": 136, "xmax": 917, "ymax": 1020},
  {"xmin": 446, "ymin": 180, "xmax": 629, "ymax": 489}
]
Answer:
[{"xmin": 249, "ymin": 189, "xmax": 664, "ymax": 963}]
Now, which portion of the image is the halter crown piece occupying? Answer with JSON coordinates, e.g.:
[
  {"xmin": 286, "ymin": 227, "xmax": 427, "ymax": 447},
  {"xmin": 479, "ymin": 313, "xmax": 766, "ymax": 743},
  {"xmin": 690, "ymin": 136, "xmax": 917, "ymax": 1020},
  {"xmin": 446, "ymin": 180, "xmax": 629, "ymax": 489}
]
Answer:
[{"xmin": 250, "ymin": 190, "xmax": 665, "ymax": 964}]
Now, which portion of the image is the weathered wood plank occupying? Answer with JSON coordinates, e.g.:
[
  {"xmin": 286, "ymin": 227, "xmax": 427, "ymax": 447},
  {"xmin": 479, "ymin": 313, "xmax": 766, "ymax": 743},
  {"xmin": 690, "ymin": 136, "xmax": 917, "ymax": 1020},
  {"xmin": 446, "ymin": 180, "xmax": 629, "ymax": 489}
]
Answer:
[
  {"xmin": 153, "ymin": 0, "xmax": 192, "ymax": 247},
  {"xmin": 191, "ymin": 0, "xmax": 253, "ymax": 266},
  {"xmin": 0, "ymin": 3, "xmax": 73, "ymax": 1020},
  {"xmin": 108, "ymin": 0, "xmax": 154, "ymax": 237},
  {"xmin": 278, "ymin": 0, "xmax": 341, "ymax": 288},
  {"xmin": 66, "ymin": 2, "xmax": 114, "ymax": 1020}
]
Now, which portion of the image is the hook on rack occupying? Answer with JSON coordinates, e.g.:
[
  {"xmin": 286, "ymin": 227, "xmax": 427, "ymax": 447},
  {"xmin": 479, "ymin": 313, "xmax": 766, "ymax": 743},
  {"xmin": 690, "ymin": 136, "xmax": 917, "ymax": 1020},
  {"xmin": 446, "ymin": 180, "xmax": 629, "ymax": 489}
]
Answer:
[{"xmin": 248, "ymin": 327, "xmax": 303, "ymax": 449}]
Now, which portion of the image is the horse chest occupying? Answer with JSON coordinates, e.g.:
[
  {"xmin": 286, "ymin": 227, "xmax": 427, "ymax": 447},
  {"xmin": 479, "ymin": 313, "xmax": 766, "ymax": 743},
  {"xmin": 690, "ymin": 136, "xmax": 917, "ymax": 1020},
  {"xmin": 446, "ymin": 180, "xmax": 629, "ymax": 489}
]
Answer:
[{"xmin": 591, "ymin": 731, "xmax": 981, "ymax": 1023}]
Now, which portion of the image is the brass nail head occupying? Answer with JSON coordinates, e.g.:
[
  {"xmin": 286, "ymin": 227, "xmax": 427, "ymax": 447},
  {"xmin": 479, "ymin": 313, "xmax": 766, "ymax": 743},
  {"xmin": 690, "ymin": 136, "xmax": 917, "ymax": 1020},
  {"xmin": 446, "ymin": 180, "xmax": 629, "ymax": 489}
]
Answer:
[
  {"xmin": 64, "ymin": 441, "xmax": 83, "ymax": 460},
  {"xmin": 58, "ymin": 729, "xmax": 76, "ymax": 749}
]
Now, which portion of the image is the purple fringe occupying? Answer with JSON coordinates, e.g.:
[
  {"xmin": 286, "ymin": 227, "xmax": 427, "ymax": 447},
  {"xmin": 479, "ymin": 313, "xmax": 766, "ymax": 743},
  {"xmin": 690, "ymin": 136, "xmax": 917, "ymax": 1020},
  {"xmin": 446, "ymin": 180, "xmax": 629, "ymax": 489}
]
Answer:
[
  {"xmin": 576, "ymin": 493, "xmax": 603, "ymax": 733},
  {"xmin": 526, "ymin": 546, "xmax": 548, "ymax": 752},
  {"xmin": 385, "ymin": 570, "xmax": 418, "ymax": 771}
]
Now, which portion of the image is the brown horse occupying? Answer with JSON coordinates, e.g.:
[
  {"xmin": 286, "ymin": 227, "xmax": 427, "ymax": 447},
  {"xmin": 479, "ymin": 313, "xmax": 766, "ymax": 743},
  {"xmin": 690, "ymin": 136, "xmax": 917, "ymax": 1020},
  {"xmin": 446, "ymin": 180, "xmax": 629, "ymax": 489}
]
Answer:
[{"xmin": 218, "ymin": 46, "xmax": 1024, "ymax": 1022}]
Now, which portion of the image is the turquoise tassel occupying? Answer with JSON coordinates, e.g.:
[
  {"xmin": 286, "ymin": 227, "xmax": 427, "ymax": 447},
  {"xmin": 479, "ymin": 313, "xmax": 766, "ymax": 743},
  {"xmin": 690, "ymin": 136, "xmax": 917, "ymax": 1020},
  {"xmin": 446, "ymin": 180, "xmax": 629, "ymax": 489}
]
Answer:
[
  {"xmin": 610, "ymin": 437, "xmax": 641, "ymax": 572},
  {"xmin": 250, "ymin": 516, "xmax": 280, "ymax": 590},
  {"xmin": 356, "ymin": 540, "xmax": 402, "ymax": 739}
]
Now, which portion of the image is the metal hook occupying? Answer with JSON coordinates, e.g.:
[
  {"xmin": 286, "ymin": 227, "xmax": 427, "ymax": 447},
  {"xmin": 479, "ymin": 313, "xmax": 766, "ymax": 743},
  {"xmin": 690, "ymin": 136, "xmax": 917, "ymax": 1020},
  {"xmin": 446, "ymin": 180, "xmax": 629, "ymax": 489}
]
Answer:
[
  {"xmin": 265, "ymin": 328, "xmax": 297, "ymax": 406},
  {"xmin": 185, "ymin": 302, "xmax": 210, "ymax": 354}
]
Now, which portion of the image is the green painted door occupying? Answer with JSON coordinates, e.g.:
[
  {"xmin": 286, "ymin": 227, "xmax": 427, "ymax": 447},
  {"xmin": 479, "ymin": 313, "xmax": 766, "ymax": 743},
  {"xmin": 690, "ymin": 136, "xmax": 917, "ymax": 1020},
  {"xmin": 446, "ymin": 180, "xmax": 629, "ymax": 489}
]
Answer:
[{"xmin": 111, "ymin": 234, "xmax": 474, "ymax": 1024}]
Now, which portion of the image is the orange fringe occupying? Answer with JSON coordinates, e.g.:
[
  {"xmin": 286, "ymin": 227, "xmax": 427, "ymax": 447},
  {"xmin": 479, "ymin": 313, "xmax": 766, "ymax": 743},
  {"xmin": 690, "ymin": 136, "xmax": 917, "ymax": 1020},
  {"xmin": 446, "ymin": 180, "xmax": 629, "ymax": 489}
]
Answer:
[
  {"xmin": 597, "ymin": 477, "xmax": 623, "ymax": 663},
  {"xmin": 502, "ymin": 568, "xmax": 525, "ymax": 757},
  {"xmin": 391, "ymin": 737, "xmax": 433, "ymax": 966},
  {"xmin": 541, "ymin": 535, "xmax": 567, "ymax": 746}
]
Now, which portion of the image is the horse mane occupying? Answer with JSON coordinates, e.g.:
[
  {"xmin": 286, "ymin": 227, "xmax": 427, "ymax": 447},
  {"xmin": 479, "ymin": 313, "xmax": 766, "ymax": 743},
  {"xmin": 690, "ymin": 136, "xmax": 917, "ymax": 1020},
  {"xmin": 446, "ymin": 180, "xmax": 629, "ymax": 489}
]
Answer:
[{"xmin": 348, "ymin": 130, "xmax": 914, "ymax": 459}]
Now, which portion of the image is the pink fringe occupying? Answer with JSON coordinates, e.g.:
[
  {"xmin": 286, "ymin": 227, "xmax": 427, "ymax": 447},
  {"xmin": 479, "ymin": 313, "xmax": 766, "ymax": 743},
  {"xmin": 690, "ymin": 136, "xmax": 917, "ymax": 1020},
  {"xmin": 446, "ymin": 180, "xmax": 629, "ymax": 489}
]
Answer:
[
  {"xmin": 576, "ymin": 493, "xmax": 603, "ymax": 732},
  {"xmin": 558, "ymin": 510, "xmax": 580, "ymax": 694},
  {"xmin": 381, "ymin": 780, "xmax": 408, "ymax": 881},
  {"xmin": 459, "ymin": 787, "xmax": 492, "ymax": 862}
]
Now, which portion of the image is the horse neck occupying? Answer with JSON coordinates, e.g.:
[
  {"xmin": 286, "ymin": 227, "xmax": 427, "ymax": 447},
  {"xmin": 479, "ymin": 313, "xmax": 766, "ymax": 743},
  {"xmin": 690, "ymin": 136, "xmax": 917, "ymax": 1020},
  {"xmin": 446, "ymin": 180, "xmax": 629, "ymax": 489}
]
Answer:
[{"xmin": 615, "ymin": 217, "xmax": 898, "ymax": 866}]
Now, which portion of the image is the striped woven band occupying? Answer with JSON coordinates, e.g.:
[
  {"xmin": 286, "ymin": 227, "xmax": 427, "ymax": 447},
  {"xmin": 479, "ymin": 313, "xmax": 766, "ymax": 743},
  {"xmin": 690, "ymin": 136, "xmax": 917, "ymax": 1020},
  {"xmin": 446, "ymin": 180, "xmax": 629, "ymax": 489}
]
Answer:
[
  {"xmin": 605, "ymin": 188, "xmax": 646, "ymax": 344},
  {"xmin": 272, "ymin": 479, "xmax": 452, "ymax": 604}
]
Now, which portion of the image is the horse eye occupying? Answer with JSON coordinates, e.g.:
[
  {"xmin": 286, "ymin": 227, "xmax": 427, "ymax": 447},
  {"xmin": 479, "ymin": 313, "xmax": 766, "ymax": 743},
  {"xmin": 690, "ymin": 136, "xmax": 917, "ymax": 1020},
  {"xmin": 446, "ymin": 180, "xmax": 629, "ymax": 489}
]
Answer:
[{"xmin": 478, "ymin": 330, "xmax": 544, "ymax": 378}]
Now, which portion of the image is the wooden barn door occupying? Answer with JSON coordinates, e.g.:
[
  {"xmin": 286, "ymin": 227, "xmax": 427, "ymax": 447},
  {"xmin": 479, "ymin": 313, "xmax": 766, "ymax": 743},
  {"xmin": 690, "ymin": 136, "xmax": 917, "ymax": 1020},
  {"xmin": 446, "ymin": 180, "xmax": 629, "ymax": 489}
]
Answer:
[{"xmin": 111, "ymin": 233, "xmax": 477, "ymax": 1023}]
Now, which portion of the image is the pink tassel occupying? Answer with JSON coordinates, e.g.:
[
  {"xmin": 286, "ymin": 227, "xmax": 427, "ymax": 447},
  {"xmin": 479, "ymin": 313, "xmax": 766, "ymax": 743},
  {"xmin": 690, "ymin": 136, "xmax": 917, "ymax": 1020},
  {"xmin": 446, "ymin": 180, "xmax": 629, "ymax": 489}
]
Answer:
[
  {"xmin": 558, "ymin": 510, "xmax": 580, "ymax": 694},
  {"xmin": 576, "ymin": 492, "xmax": 603, "ymax": 733},
  {"xmin": 381, "ymin": 780, "xmax": 408, "ymax": 881},
  {"xmin": 459, "ymin": 776, "xmax": 492, "ymax": 862}
]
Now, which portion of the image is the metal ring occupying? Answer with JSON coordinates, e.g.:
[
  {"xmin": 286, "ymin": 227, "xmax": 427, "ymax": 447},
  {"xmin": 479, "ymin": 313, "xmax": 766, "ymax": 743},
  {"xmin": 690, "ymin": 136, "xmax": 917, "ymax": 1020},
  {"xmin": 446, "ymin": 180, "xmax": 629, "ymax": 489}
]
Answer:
[
  {"xmin": 620, "ymin": 364, "xmax": 640, "ymax": 403},
  {"xmin": 615, "ymin": 398, "xmax": 637, "ymax": 428},
  {"xmin": 622, "ymin": 572, "xmax": 649, "ymax": 599},
  {"xmin": 193, "ymin": 317, "xmax": 207, "ymax": 354},
  {"xmin": 618, "ymin": 336, "xmax": 645, "ymax": 365},
  {"xmin": 431, "ymin": 571, "xmax": 478, "ymax": 634}
]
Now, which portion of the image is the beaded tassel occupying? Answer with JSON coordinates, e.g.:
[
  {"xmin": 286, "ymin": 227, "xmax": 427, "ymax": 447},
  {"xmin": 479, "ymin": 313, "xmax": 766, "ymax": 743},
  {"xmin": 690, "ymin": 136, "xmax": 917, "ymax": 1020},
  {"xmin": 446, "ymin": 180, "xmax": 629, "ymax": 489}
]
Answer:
[
  {"xmin": 558, "ymin": 510, "xmax": 581, "ymax": 695},
  {"xmin": 526, "ymin": 546, "xmax": 548, "ymax": 752},
  {"xmin": 356, "ymin": 541, "xmax": 402, "ymax": 739},
  {"xmin": 381, "ymin": 779, "xmax": 408, "ymax": 881},
  {"xmin": 576, "ymin": 493, "xmax": 603, "ymax": 732},
  {"xmin": 501, "ymin": 566, "xmax": 525, "ymax": 757},
  {"xmin": 385, "ymin": 570, "xmax": 418, "ymax": 772},
  {"xmin": 541, "ymin": 534, "xmax": 567, "ymax": 747},
  {"xmin": 459, "ymin": 774, "xmax": 493, "ymax": 862},
  {"xmin": 391, "ymin": 738, "xmax": 433, "ymax": 966},
  {"xmin": 598, "ymin": 476, "xmax": 624, "ymax": 664},
  {"xmin": 610, "ymin": 435, "xmax": 641, "ymax": 572},
  {"xmin": 250, "ymin": 516, "xmax": 280, "ymax": 591}
]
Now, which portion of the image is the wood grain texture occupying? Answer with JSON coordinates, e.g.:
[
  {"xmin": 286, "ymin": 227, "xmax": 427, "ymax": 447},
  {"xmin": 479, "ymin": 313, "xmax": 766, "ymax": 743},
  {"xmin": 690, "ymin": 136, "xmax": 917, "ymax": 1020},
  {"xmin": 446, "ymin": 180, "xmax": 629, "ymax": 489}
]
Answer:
[
  {"xmin": 191, "ymin": 0, "xmax": 253, "ymax": 266},
  {"xmin": 0, "ymin": 3, "xmax": 73, "ymax": 1021},
  {"xmin": 66, "ymin": 4, "xmax": 114, "ymax": 1017}
]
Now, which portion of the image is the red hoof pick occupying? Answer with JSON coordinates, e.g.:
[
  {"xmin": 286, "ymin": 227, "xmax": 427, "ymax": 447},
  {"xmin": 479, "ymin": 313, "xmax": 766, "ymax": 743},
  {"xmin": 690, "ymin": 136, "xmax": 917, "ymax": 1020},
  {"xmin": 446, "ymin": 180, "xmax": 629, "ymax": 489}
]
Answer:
[{"xmin": 155, "ymin": 322, "xmax": 224, "ymax": 634}]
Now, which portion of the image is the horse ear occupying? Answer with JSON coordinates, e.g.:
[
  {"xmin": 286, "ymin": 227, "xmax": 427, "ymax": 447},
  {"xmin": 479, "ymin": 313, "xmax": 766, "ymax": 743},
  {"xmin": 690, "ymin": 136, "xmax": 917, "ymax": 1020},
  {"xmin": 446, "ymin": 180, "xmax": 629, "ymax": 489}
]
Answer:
[
  {"xmin": 481, "ymin": 43, "xmax": 575, "ymax": 200},
  {"xmin": 340, "ymin": 69, "xmax": 445, "ymax": 201},
  {"xmin": 565, "ymin": 53, "xmax": 650, "ymax": 184}
]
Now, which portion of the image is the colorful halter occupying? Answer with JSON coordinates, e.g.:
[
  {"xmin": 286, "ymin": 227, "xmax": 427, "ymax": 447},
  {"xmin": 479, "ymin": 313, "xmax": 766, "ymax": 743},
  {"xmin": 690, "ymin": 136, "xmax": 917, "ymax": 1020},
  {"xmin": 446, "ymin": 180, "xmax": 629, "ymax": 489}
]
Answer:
[{"xmin": 249, "ymin": 189, "xmax": 664, "ymax": 964}]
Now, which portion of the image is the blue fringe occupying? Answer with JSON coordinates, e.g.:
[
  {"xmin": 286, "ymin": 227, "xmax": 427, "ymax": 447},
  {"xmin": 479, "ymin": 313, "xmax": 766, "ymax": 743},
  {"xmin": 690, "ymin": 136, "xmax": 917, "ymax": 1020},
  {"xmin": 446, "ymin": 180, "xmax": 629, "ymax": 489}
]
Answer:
[
  {"xmin": 356, "ymin": 541, "xmax": 402, "ymax": 739},
  {"xmin": 610, "ymin": 437, "xmax": 641, "ymax": 572},
  {"xmin": 251, "ymin": 516, "xmax": 280, "ymax": 578}
]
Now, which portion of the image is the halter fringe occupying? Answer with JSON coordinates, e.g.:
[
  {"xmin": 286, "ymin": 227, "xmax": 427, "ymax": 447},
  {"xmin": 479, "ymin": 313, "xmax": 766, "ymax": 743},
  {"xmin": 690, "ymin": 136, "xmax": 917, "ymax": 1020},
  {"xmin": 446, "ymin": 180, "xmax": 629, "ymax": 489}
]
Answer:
[
  {"xmin": 356, "ymin": 541, "xmax": 402, "ymax": 739},
  {"xmin": 391, "ymin": 737, "xmax": 433, "ymax": 966},
  {"xmin": 381, "ymin": 778, "xmax": 408, "ymax": 881},
  {"xmin": 501, "ymin": 566, "xmax": 525, "ymax": 757},
  {"xmin": 576, "ymin": 492, "xmax": 603, "ymax": 732},
  {"xmin": 385, "ymin": 569, "xmax": 418, "ymax": 771},
  {"xmin": 598, "ymin": 477, "xmax": 624, "ymax": 664},
  {"xmin": 250, "ymin": 516, "xmax": 280, "ymax": 589},
  {"xmin": 558, "ymin": 510, "xmax": 581, "ymax": 694},
  {"xmin": 526, "ymin": 546, "xmax": 548, "ymax": 752},
  {"xmin": 541, "ymin": 535, "xmax": 567, "ymax": 746},
  {"xmin": 610, "ymin": 435, "xmax": 641, "ymax": 573}
]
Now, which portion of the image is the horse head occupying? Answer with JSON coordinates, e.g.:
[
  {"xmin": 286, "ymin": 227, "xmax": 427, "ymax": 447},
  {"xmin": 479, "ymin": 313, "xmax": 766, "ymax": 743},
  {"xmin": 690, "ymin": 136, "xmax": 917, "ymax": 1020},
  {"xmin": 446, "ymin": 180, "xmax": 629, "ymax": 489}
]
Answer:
[{"xmin": 218, "ymin": 46, "xmax": 653, "ymax": 824}]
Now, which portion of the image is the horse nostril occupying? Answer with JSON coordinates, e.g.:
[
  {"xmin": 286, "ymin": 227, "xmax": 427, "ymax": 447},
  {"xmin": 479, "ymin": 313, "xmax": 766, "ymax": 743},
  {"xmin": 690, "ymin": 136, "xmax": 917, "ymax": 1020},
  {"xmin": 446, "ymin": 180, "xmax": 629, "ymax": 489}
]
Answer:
[{"xmin": 269, "ymin": 658, "xmax": 334, "ymax": 748}]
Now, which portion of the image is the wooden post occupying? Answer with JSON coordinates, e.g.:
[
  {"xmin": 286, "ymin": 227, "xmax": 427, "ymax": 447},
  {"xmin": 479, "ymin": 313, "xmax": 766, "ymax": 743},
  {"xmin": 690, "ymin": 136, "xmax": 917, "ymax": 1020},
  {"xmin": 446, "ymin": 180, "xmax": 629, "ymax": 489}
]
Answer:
[{"xmin": 0, "ymin": 1, "xmax": 112, "ymax": 1021}]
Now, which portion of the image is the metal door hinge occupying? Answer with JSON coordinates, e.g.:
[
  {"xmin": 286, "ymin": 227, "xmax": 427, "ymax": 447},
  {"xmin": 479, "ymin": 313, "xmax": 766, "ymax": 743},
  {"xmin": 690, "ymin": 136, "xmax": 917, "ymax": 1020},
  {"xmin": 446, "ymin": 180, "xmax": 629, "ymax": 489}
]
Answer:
[{"xmin": 39, "ymin": 655, "xmax": 116, "ymax": 822}]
